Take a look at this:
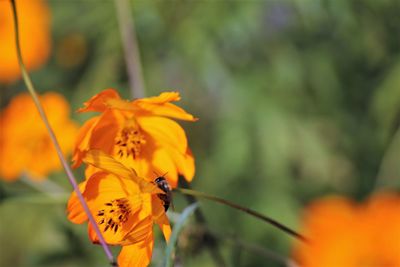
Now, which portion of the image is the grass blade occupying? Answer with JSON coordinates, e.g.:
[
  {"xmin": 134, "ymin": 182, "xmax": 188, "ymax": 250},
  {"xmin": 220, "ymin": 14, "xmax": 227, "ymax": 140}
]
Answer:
[{"xmin": 163, "ymin": 203, "xmax": 198, "ymax": 267}]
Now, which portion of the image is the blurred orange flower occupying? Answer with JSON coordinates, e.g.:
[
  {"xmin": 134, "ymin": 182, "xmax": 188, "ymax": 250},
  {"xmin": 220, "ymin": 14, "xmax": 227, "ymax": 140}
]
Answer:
[
  {"xmin": 67, "ymin": 150, "xmax": 171, "ymax": 267},
  {"xmin": 0, "ymin": 0, "xmax": 51, "ymax": 83},
  {"xmin": 0, "ymin": 92, "xmax": 78, "ymax": 180},
  {"xmin": 73, "ymin": 89, "xmax": 197, "ymax": 188},
  {"xmin": 292, "ymin": 193, "xmax": 400, "ymax": 267}
]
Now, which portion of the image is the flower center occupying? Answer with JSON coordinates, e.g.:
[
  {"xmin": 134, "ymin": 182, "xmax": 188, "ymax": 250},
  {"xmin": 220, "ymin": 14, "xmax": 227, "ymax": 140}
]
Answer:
[
  {"xmin": 97, "ymin": 198, "xmax": 131, "ymax": 233},
  {"xmin": 115, "ymin": 119, "xmax": 146, "ymax": 159}
]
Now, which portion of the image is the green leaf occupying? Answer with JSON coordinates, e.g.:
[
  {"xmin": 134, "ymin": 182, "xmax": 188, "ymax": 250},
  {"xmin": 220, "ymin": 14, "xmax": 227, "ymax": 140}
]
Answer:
[{"xmin": 163, "ymin": 203, "xmax": 198, "ymax": 267}]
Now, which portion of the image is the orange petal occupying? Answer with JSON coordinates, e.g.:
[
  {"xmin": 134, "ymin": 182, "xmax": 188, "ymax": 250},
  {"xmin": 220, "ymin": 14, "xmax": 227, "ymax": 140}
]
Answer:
[
  {"xmin": 83, "ymin": 171, "xmax": 138, "ymax": 200},
  {"xmin": 83, "ymin": 173, "xmax": 156, "ymax": 245},
  {"xmin": 0, "ymin": 0, "xmax": 50, "ymax": 83},
  {"xmin": 42, "ymin": 93, "xmax": 71, "ymax": 122},
  {"xmin": 364, "ymin": 193, "xmax": 400, "ymax": 256},
  {"xmin": 152, "ymin": 196, "xmax": 171, "ymax": 244},
  {"xmin": 150, "ymin": 196, "xmax": 171, "ymax": 241},
  {"xmin": 164, "ymin": 146, "xmax": 195, "ymax": 183},
  {"xmin": 106, "ymin": 98, "xmax": 138, "ymax": 111},
  {"xmin": 151, "ymin": 147, "xmax": 178, "ymax": 188},
  {"xmin": 66, "ymin": 181, "xmax": 88, "ymax": 224},
  {"xmin": 181, "ymin": 148, "xmax": 195, "ymax": 182},
  {"xmin": 73, "ymin": 109, "xmax": 124, "ymax": 168},
  {"xmin": 138, "ymin": 92, "xmax": 181, "ymax": 104},
  {"xmin": 86, "ymin": 109, "xmax": 125, "ymax": 153},
  {"xmin": 87, "ymin": 194, "xmax": 147, "ymax": 245},
  {"xmin": 128, "ymin": 156, "xmax": 152, "ymax": 183},
  {"xmin": 0, "ymin": 139, "xmax": 30, "ymax": 180},
  {"xmin": 138, "ymin": 116, "xmax": 187, "ymax": 153},
  {"xmin": 151, "ymin": 195, "xmax": 165, "ymax": 219},
  {"xmin": 84, "ymin": 165, "xmax": 99, "ymax": 180},
  {"xmin": 83, "ymin": 150, "xmax": 138, "ymax": 180},
  {"xmin": 138, "ymin": 115, "xmax": 196, "ymax": 182},
  {"xmin": 118, "ymin": 233, "xmax": 154, "ymax": 267},
  {"xmin": 83, "ymin": 150, "xmax": 163, "ymax": 194},
  {"xmin": 27, "ymin": 107, "xmax": 78, "ymax": 179},
  {"xmin": 75, "ymin": 109, "xmax": 139, "ymax": 169},
  {"xmin": 116, "ymin": 194, "xmax": 155, "ymax": 246},
  {"xmin": 0, "ymin": 92, "xmax": 78, "ymax": 180},
  {"xmin": 293, "ymin": 197, "xmax": 359, "ymax": 266},
  {"xmin": 78, "ymin": 89, "xmax": 121, "ymax": 113},
  {"xmin": 156, "ymin": 213, "xmax": 171, "ymax": 242},
  {"xmin": 72, "ymin": 116, "xmax": 99, "ymax": 168},
  {"xmin": 134, "ymin": 92, "xmax": 197, "ymax": 121},
  {"xmin": 121, "ymin": 216, "xmax": 154, "ymax": 246}
]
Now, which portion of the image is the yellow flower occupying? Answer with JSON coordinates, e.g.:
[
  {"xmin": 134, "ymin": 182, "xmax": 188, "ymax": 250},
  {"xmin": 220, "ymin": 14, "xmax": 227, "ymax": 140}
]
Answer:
[
  {"xmin": 0, "ymin": 0, "xmax": 51, "ymax": 83},
  {"xmin": 0, "ymin": 92, "xmax": 78, "ymax": 180},
  {"xmin": 73, "ymin": 89, "xmax": 197, "ymax": 188},
  {"xmin": 67, "ymin": 150, "xmax": 171, "ymax": 267},
  {"xmin": 292, "ymin": 193, "xmax": 400, "ymax": 267}
]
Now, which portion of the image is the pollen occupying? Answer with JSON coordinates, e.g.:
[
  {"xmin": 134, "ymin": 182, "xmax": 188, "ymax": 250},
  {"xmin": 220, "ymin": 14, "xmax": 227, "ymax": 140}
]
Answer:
[
  {"xmin": 97, "ymin": 198, "xmax": 131, "ymax": 233},
  {"xmin": 115, "ymin": 119, "xmax": 146, "ymax": 159}
]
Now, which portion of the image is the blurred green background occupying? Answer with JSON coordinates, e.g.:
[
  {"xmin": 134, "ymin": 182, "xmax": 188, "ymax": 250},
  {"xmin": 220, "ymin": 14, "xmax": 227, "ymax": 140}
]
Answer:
[{"xmin": 1, "ymin": 0, "xmax": 400, "ymax": 266}]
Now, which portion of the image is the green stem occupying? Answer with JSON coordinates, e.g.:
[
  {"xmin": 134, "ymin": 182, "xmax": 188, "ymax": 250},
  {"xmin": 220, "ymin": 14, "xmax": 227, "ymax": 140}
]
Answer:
[
  {"xmin": 175, "ymin": 188, "xmax": 308, "ymax": 243},
  {"xmin": 114, "ymin": 0, "xmax": 145, "ymax": 98},
  {"xmin": 218, "ymin": 231, "xmax": 290, "ymax": 265},
  {"xmin": 179, "ymin": 179, "xmax": 227, "ymax": 267},
  {"xmin": 9, "ymin": 1, "xmax": 116, "ymax": 265}
]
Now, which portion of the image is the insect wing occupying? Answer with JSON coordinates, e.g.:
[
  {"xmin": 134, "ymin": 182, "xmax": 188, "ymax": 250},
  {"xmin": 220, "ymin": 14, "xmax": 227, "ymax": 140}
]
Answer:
[{"xmin": 139, "ymin": 179, "xmax": 164, "ymax": 194}]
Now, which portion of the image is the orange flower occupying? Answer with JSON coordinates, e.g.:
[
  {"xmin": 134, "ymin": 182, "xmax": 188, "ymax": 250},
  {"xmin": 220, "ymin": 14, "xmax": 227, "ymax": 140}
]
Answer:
[
  {"xmin": 0, "ymin": 0, "xmax": 51, "ymax": 83},
  {"xmin": 292, "ymin": 193, "xmax": 400, "ymax": 267},
  {"xmin": 73, "ymin": 89, "xmax": 197, "ymax": 188},
  {"xmin": 67, "ymin": 150, "xmax": 171, "ymax": 267},
  {"xmin": 0, "ymin": 92, "xmax": 78, "ymax": 180}
]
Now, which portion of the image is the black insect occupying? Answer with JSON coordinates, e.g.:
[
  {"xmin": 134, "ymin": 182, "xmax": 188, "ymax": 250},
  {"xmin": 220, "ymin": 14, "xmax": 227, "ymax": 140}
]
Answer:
[{"xmin": 154, "ymin": 175, "xmax": 172, "ymax": 211}]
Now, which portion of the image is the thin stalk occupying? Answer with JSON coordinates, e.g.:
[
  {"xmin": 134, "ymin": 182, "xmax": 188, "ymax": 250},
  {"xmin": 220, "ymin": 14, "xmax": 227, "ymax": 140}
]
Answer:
[
  {"xmin": 179, "ymin": 179, "xmax": 227, "ymax": 267},
  {"xmin": 201, "ymin": 226, "xmax": 293, "ymax": 266},
  {"xmin": 176, "ymin": 188, "xmax": 308, "ymax": 243},
  {"xmin": 114, "ymin": 0, "xmax": 145, "ymax": 98},
  {"xmin": 9, "ymin": 1, "xmax": 116, "ymax": 265}
]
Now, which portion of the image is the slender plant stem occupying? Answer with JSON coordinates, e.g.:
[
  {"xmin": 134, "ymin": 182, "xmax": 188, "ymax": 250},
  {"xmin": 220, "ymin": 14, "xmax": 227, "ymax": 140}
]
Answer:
[
  {"xmin": 114, "ymin": 0, "xmax": 145, "ymax": 98},
  {"xmin": 9, "ymin": 1, "xmax": 116, "ymax": 265},
  {"xmin": 204, "ymin": 227, "xmax": 293, "ymax": 266},
  {"xmin": 176, "ymin": 188, "xmax": 308, "ymax": 243},
  {"xmin": 179, "ymin": 179, "xmax": 227, "ymax": 267}
]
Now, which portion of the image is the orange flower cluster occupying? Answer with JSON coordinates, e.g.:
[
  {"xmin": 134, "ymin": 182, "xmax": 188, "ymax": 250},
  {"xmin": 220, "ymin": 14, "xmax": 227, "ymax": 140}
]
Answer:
[
  {"xmin": 0, "ymin": 92, "xmax": 78, "ymax": 180},
  {"xmin": 68, "ymin": 150, "xmax": 171, "ymax": 267},
  {"xmin": 67, "ymin": 89, "xmax": 197, "ymax": 266},
  {"xmin": 292, "ymin": 193, "xmax": 400, "ymax": 267},
  {"xmin": 73, "ymin": 89, "xmax": 196, "ymax": 188},
  {"xmin": 0, "ymin": 0, "xmax": 51, "ymax": 83}
]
